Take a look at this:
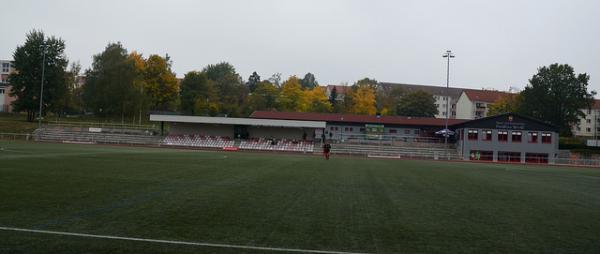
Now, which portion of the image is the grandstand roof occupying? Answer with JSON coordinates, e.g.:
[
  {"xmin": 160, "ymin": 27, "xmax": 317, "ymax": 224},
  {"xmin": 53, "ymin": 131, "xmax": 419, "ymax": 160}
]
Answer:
[
  {"xmin": 150, "ymin": 114, "xmax": 326, "ymax": 128},
  {"xmin": 250, "ymin": 111, "xmax": 468, "ymax": 127}
]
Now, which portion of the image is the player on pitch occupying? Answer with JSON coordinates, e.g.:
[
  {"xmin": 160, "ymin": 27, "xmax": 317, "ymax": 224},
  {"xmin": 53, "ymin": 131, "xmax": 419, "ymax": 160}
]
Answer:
[{"xmin": 322, "ymin": 142, "xmax": 332, "ymax": 160}]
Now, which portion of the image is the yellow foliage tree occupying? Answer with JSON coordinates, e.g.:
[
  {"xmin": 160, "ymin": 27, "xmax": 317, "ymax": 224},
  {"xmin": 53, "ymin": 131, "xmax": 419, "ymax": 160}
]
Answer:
[
  {"xmin": 349, "ymin": 84, "xmax": 377, "ymax": 115},
  {"xmin": 279, "ymin": 76, "xmax": 303, "ymax": 111},
  {"xmin": 303, "ymin": 86, "xmax": 332, "ymax": 113}
]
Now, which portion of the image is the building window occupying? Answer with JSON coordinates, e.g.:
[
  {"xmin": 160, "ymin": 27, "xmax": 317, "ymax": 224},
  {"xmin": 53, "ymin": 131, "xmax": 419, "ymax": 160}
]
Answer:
[
  {"xmin": 414, "ymin": 129, "xmax": 420, "ymax": 135},
  {"xmin": 511, "ymin": 131, "xmax": 522, "ymax": 142},
  {"xmin": 330, "ymin": 127, "xmax": 334, "ymax": 130},
  {"xmin": 389, "ymin": 129, "xmax": 397, "ymax": 134},
  {"xmin": 443, "ymin": 112, "xmax": 447, "ymax": 116},
  {"xmin": 528, "ymin": 132, "xmax": 538, "ymax": 143},
  {"xmin": 469, "ymin": 150, "xmax": 493, "ymax": 161},
  {"xmin": 434, "ymin": 104, "xmax": 438, "ymax": 108},
  {"xmin": 360, "ymin": 128, "xmax": 365, "ymax": 132},
  {"xmin": 498, "ymin": 131, "xmax": 508, "ymax": 142},
  {"xmin": 587, "ymin": 128, "xmax": 592, "ymax": 132},
  {"xmin": 467, "ymin": 129, "xmax": 478, "ymax": 140},
  {"xmin": 404, "ymin": 129, "xmax": 410, "ymax": 135},
  {"xmin": 349, "ymin": 127, "xmax": 353, "ymax": 131},
  {"xmin": 482, "ymin": 130, "xmax": 492, "ymax": 141},
  {"xmin": 587, "ymin": 119, "xmax": 591, "ymax": 124},
  {"xmin": 2, "ymin": 63, "xmax": 9, "ymax": 72},
  {"xmin": 541, "ymin": 133, "xmax": 552, "ymax": 144},
  {"xmin": 0, "ymin": 89, "xmax": 4, "ymax": 94},
  {"xmin": 498, "ymin": 151, "xmax": 521, "ymax": 162},
  {"xmin": 525, "ymin": 153, "xmax": 548, "ymax": 164}
]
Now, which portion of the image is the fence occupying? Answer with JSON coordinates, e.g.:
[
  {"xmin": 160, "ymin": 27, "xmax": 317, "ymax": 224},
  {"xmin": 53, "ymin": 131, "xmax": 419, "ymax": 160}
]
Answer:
[
  {"xmin": 0, "ymin": 133, "xmax": 33, "ymax": 141},
  {"xmin": 320, "ymin": 133, "xmax": 454, "ymax": 149},
  {"xmin": 46, "ymin": 121, "xmax": 156, "ymax": 132}
]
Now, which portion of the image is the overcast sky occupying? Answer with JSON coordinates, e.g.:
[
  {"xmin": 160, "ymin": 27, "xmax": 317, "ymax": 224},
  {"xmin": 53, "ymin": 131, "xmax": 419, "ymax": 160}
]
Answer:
[{"xmin": 1, "ymin": 0, "xmax": 598, "ymax": 92}]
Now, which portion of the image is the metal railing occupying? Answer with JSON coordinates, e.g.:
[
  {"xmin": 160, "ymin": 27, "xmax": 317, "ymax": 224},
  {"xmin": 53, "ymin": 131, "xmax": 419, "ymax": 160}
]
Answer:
[{"xmin": 0, "ymin": 132, "xmax": 33, "ymax": 141}]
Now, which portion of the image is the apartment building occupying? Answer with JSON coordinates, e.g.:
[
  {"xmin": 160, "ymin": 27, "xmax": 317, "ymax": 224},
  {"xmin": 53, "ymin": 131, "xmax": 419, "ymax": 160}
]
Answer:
[
  {"xmin": 455, "ymin": 89, "xmax": 512, "ymax": 119},
  {"xmin": 378, "ymin": 82, "xmax": 464, "ymax": 119},
  {"xmin": 0, "ymin": 60, "xmax": 16, "ymax": 112}
]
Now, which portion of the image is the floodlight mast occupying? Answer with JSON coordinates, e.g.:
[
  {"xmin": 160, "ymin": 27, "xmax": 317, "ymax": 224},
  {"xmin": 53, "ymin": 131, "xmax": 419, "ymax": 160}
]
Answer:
[
  {"xmin": 442, "ymin": 50, "xmax": 455, "ymax": 157},
  {"xmin": 38, "ymin": 44, "xmax": 47, "ymax": 128}
]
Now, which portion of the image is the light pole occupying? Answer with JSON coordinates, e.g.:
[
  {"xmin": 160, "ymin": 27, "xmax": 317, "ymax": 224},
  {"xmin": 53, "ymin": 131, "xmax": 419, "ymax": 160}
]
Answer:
[
  {"xmin": 38, "ymin": 44, "xmax": 47, "ymax": 128},
  {"xmin": 442, "ymin": 50, "xmax": 455, "ymax": 154}
]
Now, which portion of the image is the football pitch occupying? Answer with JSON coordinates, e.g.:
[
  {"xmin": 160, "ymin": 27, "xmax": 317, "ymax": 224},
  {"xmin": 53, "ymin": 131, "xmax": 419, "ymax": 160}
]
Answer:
[{"xmin": 1, "ymin": 141, "xmax": 599, "ymax": 254}]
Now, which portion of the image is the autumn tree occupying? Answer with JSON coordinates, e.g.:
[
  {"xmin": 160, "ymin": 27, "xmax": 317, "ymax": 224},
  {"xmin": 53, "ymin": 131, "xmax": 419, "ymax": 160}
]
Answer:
[
  {"xmin": 303, "ymin": 86, "xmax": 332, "ymax": 113},
  {"xmin": 349, "ymin": 79, "xmax": 377, "ymax": 115},
  {"xmin": 279, "ymin": 76, "xmax": 303, "ymax": 111},
  {"xmin": 376, "ymin": 85, "xmax": 404, "ymax": 115},
  {"xmin": 347, "ymin": 78, "xmax": 377, "ymax": 115},
  {"xmin": 9, "ymin": 30, "xmax": 69, "ymax": 121},
  {"xmin": 487, "ymin": 94, "xmax": 522, "ymax": 116},
  {"xmin": 143, "ymin": 54, "xmax": 178, "ymax": 111},
  {"xmin": 519, "ymin": 63, "xmax": 595, "ymax": 135},
  {"xmin": 395, "ymin": 90, "xmax": 438, "ymax": 117}
]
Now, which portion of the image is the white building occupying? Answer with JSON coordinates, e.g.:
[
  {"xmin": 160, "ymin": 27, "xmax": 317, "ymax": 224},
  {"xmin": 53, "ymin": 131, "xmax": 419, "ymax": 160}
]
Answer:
[
  {"xmin": 455, "ymin": 89, "xmax": 512, "ymax": 119},
  {"xmin": 572, "ymin": 100, "xmax": 600, "ymax": 137},
  {"xmin": 378, "ymin": 82, "xmax": 465, "ymax": 119},
  {"xmin": 324, "ymin": 85, "xmax": 349, "ymax": 102},
  {"xmin": 0, "ymin": 60, "xmax": 16, "ymax": 112}
]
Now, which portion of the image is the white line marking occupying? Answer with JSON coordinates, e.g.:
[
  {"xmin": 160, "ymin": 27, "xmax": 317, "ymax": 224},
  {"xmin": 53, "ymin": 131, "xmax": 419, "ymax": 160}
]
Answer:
[{"xmin": 0, "ymin": 226, "xmax": 372, "ymax": 254}]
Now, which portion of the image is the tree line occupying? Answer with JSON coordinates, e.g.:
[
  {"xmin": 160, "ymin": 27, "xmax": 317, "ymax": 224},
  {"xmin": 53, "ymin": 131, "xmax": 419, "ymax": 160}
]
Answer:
[
  {"xmin": 8, "ymin": 30, "xmax": 439, "ymax": 123},
  {"xmin": 8, "ymin": 30, "xmax": 596, "ymax": 136}
]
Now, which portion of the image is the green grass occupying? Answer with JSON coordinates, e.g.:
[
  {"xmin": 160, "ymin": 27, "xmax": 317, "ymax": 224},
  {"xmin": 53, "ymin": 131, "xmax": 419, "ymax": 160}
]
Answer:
[{"xmin": 1, "ymin": 141, "xmax": 599, "ymax": 254}]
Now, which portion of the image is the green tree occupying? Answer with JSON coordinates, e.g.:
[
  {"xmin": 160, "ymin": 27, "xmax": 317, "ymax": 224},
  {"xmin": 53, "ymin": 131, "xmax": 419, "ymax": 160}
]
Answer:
[
  {"xmin": 180, "ymin": 71, "xmax": 218, "ymax": 115},
  {"xmin": 247, "ymin": 71, "xmax": 261, "ymax": 92},
  {"xmin": 395, "ymin": 90, "xmax": 438, "ymax": 117},
  {"xmin": 62, "ymin": 61, "xmax": 83, "ymax": 114},
  {"xmin": 328, "ymin": 86, "xmax": 338, "ymax": 106},
  {"xmin": 243, "ymin": 80, "xmax": 280, "ymax": 115},
  {"xmin": 83, "ymin": 42, "xmax": 137, "ymax": 120},
  {"xmin": 203, "ymin": 62, "xmax": 246, "ymax": 116},
  {"xmin": 9, "ymin": 30, "xmax": 69, "ymax": 121},
  {"xmin": 519, "ymin": 63, "xmax": 595, "ymax": 135},
  {"xmin": 301, "ymin": 72, "xmax": 318, "ymax": 89}
]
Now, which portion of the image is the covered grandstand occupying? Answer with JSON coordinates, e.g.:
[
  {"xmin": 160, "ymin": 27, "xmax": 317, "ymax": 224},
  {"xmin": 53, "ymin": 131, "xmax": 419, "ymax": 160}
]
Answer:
[{"xmin": 150, "ymin": 114, "xmax": 326, "ymax": 152}]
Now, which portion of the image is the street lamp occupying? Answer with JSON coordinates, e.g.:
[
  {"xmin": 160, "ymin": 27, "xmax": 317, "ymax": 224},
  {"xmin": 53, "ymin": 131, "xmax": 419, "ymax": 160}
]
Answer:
[
  {"xmin": 38, "ymin": 44, "xmax": 47, "ymax": 128},
  {"xmin": 442, "ymin": 50, "xmax": 455, "ymax": 153}
]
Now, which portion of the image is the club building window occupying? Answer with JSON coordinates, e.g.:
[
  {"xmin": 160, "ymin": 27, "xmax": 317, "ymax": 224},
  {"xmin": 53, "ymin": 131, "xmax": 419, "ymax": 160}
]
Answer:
[
  {"xmin": 482, "ymin": 130, "xmax": 492, "ymax": 141},
  {"xmin": 467, "ymin": 129, "xmax": 478, "ymax": 140},
  {"xmin": 525, "ymin": 153, "xmax": 548, "ymax": 164},
  {"xmin": 498, "ymin": 151, "xmax": 521, "ymax": 162},
  {"xmin": 511, "ymin": 131, "xmax": 522, "ymax": 143},
  {"xmin": 498, "ymin": 131, "xmax": 508, "ymax": 142},
  {"xmin": 528, "ymin": 132, "xmax": 538, "ymax": 143},
  {"xmin": 541, "ymin": 133, "xmax": 552, "ymax": 144}
]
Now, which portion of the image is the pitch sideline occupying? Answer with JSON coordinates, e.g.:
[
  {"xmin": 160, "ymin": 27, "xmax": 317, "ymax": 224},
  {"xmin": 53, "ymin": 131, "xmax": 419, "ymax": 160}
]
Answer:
[{"xmin": 0, "ymin": 226, "xmax": 372, "ymax": 254}]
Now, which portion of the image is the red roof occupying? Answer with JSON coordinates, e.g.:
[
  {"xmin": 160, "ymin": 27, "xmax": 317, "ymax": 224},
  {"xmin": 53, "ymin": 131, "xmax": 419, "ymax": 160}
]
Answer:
[
  {"xmin": 326, "ymin": 85, "xmax": 349, "ymax": 94},
  {"xmin": 593, "ymin": 100, "xmax": 600, "ymax": 109},
  {"xmin": 463, "ymin": 89, "xmax": 512, "ymax": 103},
  {"xmin": 250, "ymin": 111, "xmax": 468, "ymax": 127}
]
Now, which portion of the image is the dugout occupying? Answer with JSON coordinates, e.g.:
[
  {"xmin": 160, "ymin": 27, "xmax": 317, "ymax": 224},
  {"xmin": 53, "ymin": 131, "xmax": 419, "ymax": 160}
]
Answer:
[{"xmin": 149, "ymin": 114, "xmax": 326, "ymax": 140}]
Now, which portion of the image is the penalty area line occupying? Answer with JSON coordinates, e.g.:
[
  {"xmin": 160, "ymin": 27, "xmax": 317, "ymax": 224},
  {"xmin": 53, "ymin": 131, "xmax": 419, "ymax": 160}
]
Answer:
[{"xmin": 0, "ymin": 226, "xmax": 372, "ymax": 254}]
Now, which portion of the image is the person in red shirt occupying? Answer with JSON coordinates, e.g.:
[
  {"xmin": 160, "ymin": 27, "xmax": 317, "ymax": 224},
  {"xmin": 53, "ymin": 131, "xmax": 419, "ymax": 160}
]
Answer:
[{"xmin": 323, "ymin": 142, "xmax": 331, "ymax": 160}]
